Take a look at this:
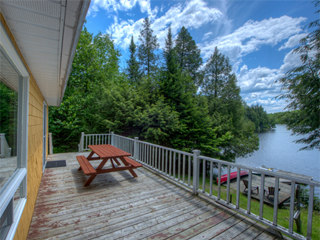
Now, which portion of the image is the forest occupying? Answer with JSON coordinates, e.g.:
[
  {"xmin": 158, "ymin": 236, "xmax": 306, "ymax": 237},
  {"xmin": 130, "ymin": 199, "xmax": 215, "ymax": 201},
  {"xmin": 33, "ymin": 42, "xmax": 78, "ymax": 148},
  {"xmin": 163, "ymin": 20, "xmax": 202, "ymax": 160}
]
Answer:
[{"xmin": 48, "ymin": 18, "xmax": 274, "ymax": 161}]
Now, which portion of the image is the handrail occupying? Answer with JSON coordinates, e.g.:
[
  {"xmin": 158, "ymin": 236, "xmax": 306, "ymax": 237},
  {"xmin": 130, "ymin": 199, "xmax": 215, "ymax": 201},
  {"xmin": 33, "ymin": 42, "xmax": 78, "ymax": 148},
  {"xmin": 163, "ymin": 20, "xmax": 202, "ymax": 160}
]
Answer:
[
  {"xmin": 0, "ymin": 133, "xmax": 12, "ymax": 158},
  {"xmin": 82, "ymin": 132, "xmax": 319, "ymax": 239}
]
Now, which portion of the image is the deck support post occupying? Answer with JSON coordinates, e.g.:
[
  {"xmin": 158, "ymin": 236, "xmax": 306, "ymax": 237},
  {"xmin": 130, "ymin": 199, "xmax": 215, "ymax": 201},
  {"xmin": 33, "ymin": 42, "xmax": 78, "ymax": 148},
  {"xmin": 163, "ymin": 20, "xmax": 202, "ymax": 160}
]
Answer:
[
  {"xmin": 134, "ymin": 137, "xmax": 139, "ymax": 159},
  {"xmin": 192, "ymin": 150, "xmax": 201, "ymax": 195},
  {"xmin": 111, "ymin": 132, "xmax": 114, "ymax": 146}
]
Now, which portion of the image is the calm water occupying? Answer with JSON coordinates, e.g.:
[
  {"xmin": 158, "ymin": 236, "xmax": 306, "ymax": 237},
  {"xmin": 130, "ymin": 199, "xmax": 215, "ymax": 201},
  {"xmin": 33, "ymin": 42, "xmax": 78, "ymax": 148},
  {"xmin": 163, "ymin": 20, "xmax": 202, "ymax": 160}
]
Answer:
[{"xmin": 235, "ymin": 124, "xmax": 320, "ymax": 195}]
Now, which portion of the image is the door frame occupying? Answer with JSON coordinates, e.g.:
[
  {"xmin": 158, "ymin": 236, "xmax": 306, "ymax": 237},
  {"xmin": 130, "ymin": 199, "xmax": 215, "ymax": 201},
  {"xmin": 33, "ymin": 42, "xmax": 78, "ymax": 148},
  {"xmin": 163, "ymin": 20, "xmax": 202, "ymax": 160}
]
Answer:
[{"xmin": 42, "ymin": 101, "xmax": 47, "ymax": 172}]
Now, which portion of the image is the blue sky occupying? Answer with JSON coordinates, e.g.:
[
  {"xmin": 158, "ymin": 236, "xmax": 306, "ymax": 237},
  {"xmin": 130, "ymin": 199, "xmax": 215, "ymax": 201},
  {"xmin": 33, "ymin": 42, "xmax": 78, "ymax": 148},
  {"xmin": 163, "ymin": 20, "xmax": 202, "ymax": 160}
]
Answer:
[{"xmin": 85, "ymin": 0, "xmax": 317, "ymax": 113}]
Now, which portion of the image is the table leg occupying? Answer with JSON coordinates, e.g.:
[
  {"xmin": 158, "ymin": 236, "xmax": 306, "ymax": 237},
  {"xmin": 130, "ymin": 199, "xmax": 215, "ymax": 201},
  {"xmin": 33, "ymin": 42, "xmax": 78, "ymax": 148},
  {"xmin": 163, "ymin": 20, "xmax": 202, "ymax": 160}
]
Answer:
[
  {"xmin": 113, "ymin": 158, "xmax": 121, "ymax": 165},
  {"xmin": 96, "ymin": 158, "xmax": 109, "ymax": 170},
  {"xmin": 84, "ymin": 174, "xmax": 97, "ymax": 186},
  {"xmin": 87, "ymin": 151, "xmax": 95, "ymax": 160},
  {"xmin": 120, "ymin": 157, "xmax": 138, "ymax": 178}
]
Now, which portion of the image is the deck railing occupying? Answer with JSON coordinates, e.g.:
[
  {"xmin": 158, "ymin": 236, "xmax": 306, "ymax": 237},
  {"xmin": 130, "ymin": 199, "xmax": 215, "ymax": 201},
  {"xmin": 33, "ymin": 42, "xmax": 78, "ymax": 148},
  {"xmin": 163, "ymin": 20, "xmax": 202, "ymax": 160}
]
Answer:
[
  {"xmin": 79, "ymin": 132, "xmax": 319, "ymax": 240},
  {"xmin": 0, "ymin": 133, "xmax": 11, "ymax": 158}
]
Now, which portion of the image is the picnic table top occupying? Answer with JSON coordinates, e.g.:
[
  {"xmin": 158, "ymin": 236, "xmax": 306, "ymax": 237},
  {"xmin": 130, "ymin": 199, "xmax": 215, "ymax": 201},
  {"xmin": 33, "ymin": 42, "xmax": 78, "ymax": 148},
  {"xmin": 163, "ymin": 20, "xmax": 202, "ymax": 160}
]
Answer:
[{"xmin": 88, "ymin": 144, "xmax": 131, "ymax": 159}]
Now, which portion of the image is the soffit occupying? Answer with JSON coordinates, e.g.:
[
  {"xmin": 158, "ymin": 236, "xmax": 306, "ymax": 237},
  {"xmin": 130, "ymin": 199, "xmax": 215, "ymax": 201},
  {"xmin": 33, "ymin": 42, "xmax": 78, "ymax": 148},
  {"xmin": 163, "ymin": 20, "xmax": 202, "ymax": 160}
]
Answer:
[{"xmin": 0, "ymin": 0, "xmax": 90, "ymax": 106}]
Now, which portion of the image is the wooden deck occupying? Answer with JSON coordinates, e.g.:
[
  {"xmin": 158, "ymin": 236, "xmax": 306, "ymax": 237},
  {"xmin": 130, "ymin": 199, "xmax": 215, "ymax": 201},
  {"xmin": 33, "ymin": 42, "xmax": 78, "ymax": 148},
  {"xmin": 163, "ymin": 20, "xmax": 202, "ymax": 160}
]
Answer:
[{"xmin": 27, "ymin": 152, "xmax": 288, "ymax": 240}]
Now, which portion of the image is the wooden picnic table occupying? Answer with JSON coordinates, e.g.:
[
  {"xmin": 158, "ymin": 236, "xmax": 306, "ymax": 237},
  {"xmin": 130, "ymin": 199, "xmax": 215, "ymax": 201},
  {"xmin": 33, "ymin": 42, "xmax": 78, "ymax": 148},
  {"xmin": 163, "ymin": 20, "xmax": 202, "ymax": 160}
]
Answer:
[{"xmin": 76, "ymin": 144, "xmax": 142, "ymax": 186}]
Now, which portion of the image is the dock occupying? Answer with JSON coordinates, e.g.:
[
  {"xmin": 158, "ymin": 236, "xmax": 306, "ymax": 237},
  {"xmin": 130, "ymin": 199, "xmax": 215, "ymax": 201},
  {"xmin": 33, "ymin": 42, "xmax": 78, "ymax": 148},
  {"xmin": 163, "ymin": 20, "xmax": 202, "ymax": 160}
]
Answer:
[{"xmin": 223, "ymin": 171, "xmax": 313, "ymax": 206}]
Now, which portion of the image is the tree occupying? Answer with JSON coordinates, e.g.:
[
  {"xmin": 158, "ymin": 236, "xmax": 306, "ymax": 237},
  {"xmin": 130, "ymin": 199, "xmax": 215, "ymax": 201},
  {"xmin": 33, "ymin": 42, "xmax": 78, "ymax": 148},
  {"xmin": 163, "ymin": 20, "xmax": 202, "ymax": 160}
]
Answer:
[
  {"xmin": 138, "ymin": 17, "xmax": 159, "ymax": 76},
  {"xmin": 126, "ymin": 36, "xmax": 141, "ymax": 85},
  {"xmin": 200, "ymin": 47, "xmax": 259, "ymax": 159},
  {"xmin": 276, "ymin": 1, "xmax": 320, "ymax": 150},
  {"xmin": 175, "ymin": 26, "xmax": 202, "ymax": 82}
]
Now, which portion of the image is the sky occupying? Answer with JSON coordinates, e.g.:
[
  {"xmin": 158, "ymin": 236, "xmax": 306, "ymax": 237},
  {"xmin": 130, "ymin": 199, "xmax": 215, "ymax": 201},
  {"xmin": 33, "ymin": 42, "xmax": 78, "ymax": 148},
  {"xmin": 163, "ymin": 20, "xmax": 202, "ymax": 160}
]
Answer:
[{"xmin": 85, "ymin": 0, "xmax": 317, "ymax": 113}]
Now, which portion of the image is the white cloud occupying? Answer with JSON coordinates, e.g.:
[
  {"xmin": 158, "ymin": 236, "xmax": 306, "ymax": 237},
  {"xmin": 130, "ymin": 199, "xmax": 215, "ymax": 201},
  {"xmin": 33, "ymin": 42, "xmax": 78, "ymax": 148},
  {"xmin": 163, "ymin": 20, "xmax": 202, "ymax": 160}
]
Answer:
[
  {"xmin": 199, "ymin": 16, "xmax": 307, "ymax": 62},
  {"xmin": 106, "ymin": 0, "xmax": 224, "ymax": 49},
  {"xmin": 88, "ymin": 0, "xmax": 157, "ymax": 17},
  {"xmin": 278, "ymin": 33, "xmax": 308, "ymax": 50},
  {"xmin": 202, "ymin": 32, "xmax": 213, "ymax": 40}
]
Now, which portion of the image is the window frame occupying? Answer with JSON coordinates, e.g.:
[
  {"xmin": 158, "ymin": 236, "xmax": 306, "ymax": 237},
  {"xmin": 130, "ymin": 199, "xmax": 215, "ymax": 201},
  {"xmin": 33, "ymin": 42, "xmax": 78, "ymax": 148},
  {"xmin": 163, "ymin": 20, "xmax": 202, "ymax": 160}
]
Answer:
[{"xmin": 0, "ymin": 20, "xmax": 29, "ymax": 240}]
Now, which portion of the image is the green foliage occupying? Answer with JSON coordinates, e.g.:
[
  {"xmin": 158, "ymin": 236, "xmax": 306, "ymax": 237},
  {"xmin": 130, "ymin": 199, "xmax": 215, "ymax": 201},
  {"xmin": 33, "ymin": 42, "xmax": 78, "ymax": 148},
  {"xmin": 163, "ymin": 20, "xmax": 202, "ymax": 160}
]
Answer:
[
  {"xmin": 200, "ymin": 47, "xmax": 259, "ymax": 159},
  {"xmin": 49, "ymin": 25, "xmax": 263, "ymax": 161},
  {"xmin": 0, "ymin": 82, "xmax": 18, "ymax": 155},
  {"xmin": 174, "ymin": 26, "xmax": 202, "ymax": 83},
  {"xmin": 275, "ymin": 1, "xmax": 320, "ymax": 150},
  {"xmin": 138, "ymin": 17, "xmax": 159, "ymax": 76},
  {"xmin": 126, "ymin": 36, "xmax": 141, "ymax": 85},
  {"xmin": 246, "ymin": 104, "xmax": 272, "ymax": 131}
]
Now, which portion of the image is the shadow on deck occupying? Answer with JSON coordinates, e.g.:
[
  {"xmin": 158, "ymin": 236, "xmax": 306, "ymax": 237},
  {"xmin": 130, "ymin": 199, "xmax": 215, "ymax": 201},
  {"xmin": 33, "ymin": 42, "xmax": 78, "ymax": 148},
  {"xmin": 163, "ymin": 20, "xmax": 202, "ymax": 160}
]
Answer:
[{"xmin": 27, "ymin": 152, "xmax": 288, "ymax": 240}]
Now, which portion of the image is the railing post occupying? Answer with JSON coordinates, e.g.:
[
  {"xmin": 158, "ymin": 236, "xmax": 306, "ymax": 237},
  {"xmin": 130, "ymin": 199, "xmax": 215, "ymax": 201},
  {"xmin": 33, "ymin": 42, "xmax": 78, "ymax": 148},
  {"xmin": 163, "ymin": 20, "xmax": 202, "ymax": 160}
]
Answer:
[
  {"xmin": 0, "ymin": 133, "xmax": 5, "ymax": 157},
  {"xmin": 192, "ymin": 150, "xmax": 201, "ymax": 195},
  {"xmin": 111, "ymin": 132, "xmax": 114, "ymax": 146},
  {"xmin": 134, "ymin": 137, "xmax": 139, "ymax": 159},
  {"xmin": 80, "ymin": 132, "xmax": 84, "ymax": 152},
  {"xmin": 48, "ymin": 133, "xmax": 53, "ymax": 155}
]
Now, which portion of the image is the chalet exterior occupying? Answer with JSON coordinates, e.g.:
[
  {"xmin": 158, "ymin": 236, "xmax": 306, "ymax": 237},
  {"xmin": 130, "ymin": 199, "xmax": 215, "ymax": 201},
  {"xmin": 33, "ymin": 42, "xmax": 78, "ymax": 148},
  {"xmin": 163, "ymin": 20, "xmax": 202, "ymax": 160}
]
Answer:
[
  {"xmin": 0, "ymin": 1, "xmax": 90, "ymax": 239},
  {"xmin": 0, "ymin": 1, "xmax": 318, "ymax": 240}
]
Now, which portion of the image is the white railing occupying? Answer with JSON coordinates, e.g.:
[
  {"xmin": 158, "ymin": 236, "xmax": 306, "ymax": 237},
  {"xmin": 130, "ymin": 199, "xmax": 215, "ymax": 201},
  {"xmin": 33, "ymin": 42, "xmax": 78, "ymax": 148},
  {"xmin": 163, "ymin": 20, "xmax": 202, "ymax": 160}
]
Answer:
[
  {"xmin": 81, "ymin": 132, "xmax": 320, "ymax": 240},
  {"xmin": 78, "ymin": 132, "xmax": 111, "ymax": 152},
  {"xmin": 0, "ymin": 133, "xmax": 12, "ymax": 158}
]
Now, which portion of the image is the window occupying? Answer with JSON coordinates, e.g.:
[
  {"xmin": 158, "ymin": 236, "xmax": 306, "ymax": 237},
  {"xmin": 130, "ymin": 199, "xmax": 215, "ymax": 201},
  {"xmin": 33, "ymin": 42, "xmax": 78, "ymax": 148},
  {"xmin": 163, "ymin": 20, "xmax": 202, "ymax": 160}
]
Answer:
[{"xmin": 0, "ymin": 21, "xmax": 29, "ymax": 240}]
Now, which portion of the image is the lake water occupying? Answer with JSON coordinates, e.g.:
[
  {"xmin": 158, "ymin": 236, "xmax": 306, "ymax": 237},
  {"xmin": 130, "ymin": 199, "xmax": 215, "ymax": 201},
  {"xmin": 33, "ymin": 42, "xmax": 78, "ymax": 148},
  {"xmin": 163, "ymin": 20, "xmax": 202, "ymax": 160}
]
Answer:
[{"xmin": 235, "ymin": 124, "xmax": 320, "ymax": 195}]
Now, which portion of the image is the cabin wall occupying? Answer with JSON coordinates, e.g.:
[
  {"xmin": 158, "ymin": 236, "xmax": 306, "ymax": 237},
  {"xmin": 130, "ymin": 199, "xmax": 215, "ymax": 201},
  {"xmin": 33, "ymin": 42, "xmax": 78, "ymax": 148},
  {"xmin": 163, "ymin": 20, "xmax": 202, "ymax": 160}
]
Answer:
[{"xmin": 0, "ymin": 13, "xmax": 47, "ymax": 240}]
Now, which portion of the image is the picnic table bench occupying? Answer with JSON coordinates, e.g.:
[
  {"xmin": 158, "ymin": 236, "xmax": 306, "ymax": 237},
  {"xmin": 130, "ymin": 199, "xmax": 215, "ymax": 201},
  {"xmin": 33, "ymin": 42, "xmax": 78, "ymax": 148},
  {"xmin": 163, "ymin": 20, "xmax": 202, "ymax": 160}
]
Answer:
[{"xmin": 76, "ymin": 144, "xmax": 142, "ymax": 186}]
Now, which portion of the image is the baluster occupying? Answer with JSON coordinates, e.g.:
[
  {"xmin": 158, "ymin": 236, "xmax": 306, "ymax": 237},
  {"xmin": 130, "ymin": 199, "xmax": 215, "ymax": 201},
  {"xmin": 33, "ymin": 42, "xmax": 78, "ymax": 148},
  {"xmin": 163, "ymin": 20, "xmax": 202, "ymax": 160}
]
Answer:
[
  {"xmin": 236, "ymin": 168, "xmax": 241, "ymax": 209},
  {"xmin": 85, "ymin": 136, "xmax": 87, "ymax": 150},
  {"xmin": 169, "ymin": 151, "xmax": 172, "ymax": 177},
  {"xmin": 218, "ymin": 163, "xmax": 221, "ymax": 200},
  {"xmin": 227, "ymin": 165, "xmax": 231, "ymax": 204},
  {"xmin": 210, "ymin": 161, "xmax": 213, "ymax": 196},
  {"xmin": 173, "ymin": 152, "xmax": 176, "ymax": 178},
  {"xmin": 188, "ymin": 155, "xmax": 191, "ymax": 186},
  {"xmin": 202, "ymin": 159, "xmax": 206, "ymax": 193},
  {"xmin": 247, "ymin": 170, "xmax": 252, "ymax": 214},
  {"xmin": 165, "ymin": 149, "xmax": 168, "ymax": 175},
  {"xmin": 273, "ymin": 177, "xmax": 280, "ymax": 225},
  {"xmin": 162, "ymin": 148, "xmax": 164, "ymax": 172},
  {"xmin": 259, "ymin": 173, "xmax": 265, "ymax": 219},
  {"xmin": 178, "ymin": 153, "xmax": 181, "ymax": 181},
  {"xmin": 307, "ymin": 185, "xmax": 314, "ymax": 239},
  {"xmin": 183, "ymin": 154, "xmax": 186, "ymax": 183},
  {"xmin": 289, "ymin": 180, "xmax": 296, "ymax": 233}
]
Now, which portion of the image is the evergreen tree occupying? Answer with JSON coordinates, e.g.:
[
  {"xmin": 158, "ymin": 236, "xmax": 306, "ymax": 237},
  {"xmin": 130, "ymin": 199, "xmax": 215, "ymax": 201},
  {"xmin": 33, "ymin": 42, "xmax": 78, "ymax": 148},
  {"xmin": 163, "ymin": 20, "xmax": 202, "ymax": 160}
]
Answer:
[
  {"xmin": 201, "ymin": 47, "xmax": 258, "ymax": 159},
  {"xmin": 276, "ymin": 1, "xmax": 320, "ymax": 150},
  {"xmin": 126, "ymin": 36, "xmax": 140, "ymax": 85},
  {"xmin": 138, "ymin": 17, "xmax": 159, "ymax": 76},
  {"xmin": 175, "ymin": 26, "xmax": 202, "ymax": 82}
]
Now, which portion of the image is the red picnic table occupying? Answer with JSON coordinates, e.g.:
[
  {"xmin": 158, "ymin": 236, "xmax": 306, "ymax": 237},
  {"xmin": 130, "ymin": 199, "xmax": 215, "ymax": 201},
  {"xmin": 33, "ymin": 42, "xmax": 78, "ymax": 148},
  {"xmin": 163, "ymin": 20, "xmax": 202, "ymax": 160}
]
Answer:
[{"xmin": 76, "ymin": 144, "xmax": 142, "ymax": 186}]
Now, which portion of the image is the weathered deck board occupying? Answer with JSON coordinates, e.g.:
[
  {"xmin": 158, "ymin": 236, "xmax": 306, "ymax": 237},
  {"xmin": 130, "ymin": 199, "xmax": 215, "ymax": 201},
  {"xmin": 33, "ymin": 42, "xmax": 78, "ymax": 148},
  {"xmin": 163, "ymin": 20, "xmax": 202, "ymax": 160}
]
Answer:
[{"xmin": 27, "ymin": 152, "xmax": 289, "ymax": 240}]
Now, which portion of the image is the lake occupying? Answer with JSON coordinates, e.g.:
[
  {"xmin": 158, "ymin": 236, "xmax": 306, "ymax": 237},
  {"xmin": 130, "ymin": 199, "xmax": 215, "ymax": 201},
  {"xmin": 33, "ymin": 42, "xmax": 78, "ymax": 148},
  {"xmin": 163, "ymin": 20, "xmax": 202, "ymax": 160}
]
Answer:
[{"xmin": 235, "ymin": 124, "xmax": 320, "ymax": 195}]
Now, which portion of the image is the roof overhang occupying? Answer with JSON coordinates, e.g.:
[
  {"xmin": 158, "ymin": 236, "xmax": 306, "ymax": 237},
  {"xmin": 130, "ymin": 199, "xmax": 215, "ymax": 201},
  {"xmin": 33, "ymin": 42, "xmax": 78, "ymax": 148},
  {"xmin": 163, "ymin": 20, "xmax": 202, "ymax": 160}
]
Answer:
[{"xmin": 0, "ymin": 0, "xmax": 90, "ymax": 106}]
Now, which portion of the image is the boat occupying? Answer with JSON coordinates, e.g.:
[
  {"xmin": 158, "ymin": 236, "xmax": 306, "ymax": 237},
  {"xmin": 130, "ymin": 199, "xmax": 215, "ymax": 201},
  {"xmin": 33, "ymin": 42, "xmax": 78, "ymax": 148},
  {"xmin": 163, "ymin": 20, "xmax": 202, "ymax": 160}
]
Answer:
[
  {"xmin": 217, "ymin": 170, "xmax": 249, "ymax": 184},
  {"xmin": 252, "ymin": 165, "xmax": 277, "ymax": 176}
]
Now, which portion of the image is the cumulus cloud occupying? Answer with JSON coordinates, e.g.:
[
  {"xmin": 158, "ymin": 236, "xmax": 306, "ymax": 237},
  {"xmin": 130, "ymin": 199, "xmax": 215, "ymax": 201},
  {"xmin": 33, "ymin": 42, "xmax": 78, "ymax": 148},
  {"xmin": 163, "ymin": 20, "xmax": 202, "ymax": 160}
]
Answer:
[
  {"xmin": 88, "ymin": 0, "xmax": 157, "ymax": 17},
  {"xmin": 199, "ymin": 16, "xmax": 307, "ymax": 62},
  {"xmin": 105, "ymin": 0, "xmax": 223, "ymax": 49},
  {"xmin": 278, "ymin": 33, "xmax": 308, "ymax": 50}
]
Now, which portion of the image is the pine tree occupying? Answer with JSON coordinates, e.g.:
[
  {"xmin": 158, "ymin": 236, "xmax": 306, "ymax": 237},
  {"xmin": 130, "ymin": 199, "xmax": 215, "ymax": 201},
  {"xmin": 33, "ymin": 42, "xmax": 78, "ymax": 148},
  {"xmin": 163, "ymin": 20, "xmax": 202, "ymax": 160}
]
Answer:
[
  {"xmin": 175, "ymin": 26, "xmax": 202, "ymax": 82},
  {"xmin": 276, "ymin": 1, "xmax": 320, "ymax": 150},
  {"xmin": 138, "ymin": 17, "xmax": 159, "ymax": 76},
  {"xmin": 126, "ymin": 36, "xmax": 140, "ymax": 85}
]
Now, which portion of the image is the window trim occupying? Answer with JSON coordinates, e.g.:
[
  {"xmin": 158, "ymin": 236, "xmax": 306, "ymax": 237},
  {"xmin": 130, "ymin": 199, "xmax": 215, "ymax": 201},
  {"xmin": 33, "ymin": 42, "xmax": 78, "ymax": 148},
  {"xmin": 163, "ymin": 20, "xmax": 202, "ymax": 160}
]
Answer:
[{"xmin": 0, "ymin": 20, "xmax": 29, "ymax": 240}]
